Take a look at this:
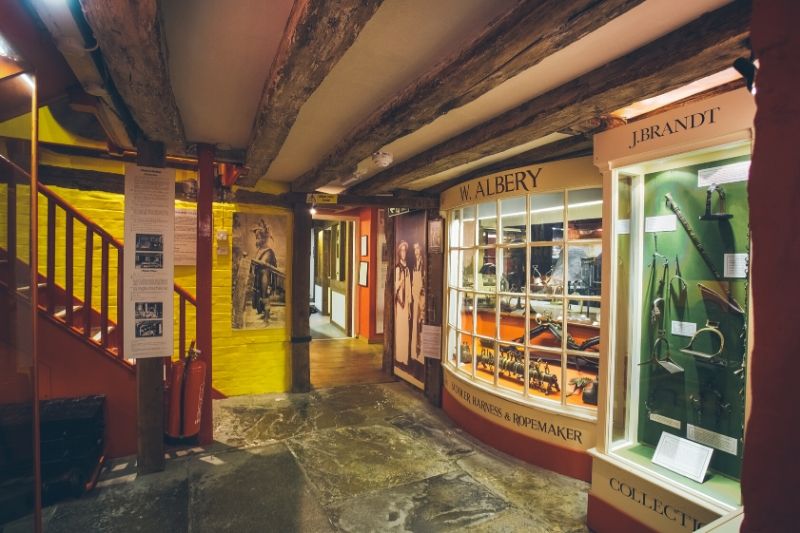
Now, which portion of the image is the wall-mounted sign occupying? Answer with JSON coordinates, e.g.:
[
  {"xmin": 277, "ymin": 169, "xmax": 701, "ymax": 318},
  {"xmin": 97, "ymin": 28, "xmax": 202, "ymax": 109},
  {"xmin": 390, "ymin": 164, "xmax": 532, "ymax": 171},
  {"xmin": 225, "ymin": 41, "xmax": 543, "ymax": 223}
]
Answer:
[
  {"xmin": 174, "ymin": 207, "xmax": 197, "ymax": 265},
  {"xmin": 388, "ymin": 207, "xmax": 410, "ymax": 217},
  {"xmin": 123, "ymin": 165, "xmax": 175, "ymax": 359},
  {"xmin": 440, "ymin": 157, "xmax": 601, "ymax": 211},
  {"xmin": 306, "ymin": 193, "xmax": 338, "ymax": 204}
]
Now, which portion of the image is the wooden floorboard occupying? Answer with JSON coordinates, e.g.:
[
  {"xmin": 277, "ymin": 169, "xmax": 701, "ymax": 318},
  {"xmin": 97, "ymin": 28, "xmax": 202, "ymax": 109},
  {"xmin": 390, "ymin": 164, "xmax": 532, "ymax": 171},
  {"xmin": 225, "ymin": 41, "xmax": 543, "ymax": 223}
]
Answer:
[{"xmin": 310, "ymin": 337, "xmax": 394, "ymax": 390}]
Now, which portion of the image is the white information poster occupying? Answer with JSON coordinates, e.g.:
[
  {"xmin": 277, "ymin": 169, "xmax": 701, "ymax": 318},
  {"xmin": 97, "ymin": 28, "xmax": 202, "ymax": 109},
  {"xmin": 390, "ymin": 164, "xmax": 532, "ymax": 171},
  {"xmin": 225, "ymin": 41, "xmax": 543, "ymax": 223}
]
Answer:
[
  {"xmin": 652, "ymin": 432, "xmax": 713, "ymax": 483},
  {"xmin": 421, "ymin": 325, "xmax": 442, "ymax": 359},
  {"xmin": 124, "ymin": 165, "xmax": 176, "ymax": 359},
  {"xmin": 174, "ymin": 208, "xmax": 197, "ymax": 265}
]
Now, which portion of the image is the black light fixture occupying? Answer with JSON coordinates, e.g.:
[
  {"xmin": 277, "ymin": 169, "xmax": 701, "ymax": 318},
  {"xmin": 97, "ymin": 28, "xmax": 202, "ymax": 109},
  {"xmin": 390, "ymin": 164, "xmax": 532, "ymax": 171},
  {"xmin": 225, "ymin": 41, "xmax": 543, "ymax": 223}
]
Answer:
[{"xmin": 733, "ymin": 56, "xmax": 757, "ymax": 94}]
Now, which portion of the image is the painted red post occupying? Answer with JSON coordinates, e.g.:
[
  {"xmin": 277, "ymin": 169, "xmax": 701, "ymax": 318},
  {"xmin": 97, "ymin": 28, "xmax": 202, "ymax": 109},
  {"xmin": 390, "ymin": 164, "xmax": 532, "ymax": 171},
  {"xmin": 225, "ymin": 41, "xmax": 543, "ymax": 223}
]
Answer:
[
  {"xmin": 83, "ymin": 226, "xmax": 92, "ymax": 337},
  {"xmin": 65, "ymin": 213, "xmax": 74, "ymax": 327},
  {"xmin": 100, "ymin": 239, "xmax": 109, "ymax": 348},
  {"xmin": 46, "ymin": 197, "xmax": 55, "ymax": 314},
  {"xmin": 196, "ymin": 143, "xmax": 214, "ymax": 444}
]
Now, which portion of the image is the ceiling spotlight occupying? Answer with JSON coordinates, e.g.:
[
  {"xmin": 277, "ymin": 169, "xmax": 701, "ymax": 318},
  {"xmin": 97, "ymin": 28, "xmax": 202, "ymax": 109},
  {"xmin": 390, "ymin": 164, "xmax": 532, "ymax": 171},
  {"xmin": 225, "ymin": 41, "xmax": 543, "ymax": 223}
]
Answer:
[
  {"xmin": 371, "ymin": 151, "xmax": 393, "ymax": 168},
  {"xmin": 309, "ymin": 205, "xmax": 317, "ymax": 216},
  {"xmin": 733, "ymin": 57, "xmax": 757, "ymax": 94}
]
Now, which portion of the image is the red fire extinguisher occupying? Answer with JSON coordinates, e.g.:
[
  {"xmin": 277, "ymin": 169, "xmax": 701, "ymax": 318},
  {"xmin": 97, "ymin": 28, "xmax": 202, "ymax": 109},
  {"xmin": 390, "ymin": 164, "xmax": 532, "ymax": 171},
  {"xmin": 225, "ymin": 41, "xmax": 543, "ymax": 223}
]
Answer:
[{"xmin": 166, "ymin": 341, "xmax": 206, "ymax": 439}]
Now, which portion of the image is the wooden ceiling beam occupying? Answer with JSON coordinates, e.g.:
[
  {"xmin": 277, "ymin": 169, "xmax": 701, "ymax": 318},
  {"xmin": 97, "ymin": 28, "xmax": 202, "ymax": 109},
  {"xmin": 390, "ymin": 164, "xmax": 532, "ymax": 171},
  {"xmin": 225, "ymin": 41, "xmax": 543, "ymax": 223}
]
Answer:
[
  {"xmin": 292, "ymin": 0, "xmax": 644, "ymax": 191},
  {"xmin": 78, "ymin": 0, "xmax": 184, "ymax": 148},
  {"xmin": 240, "ymin": 0, "xmax": 384, "ymax": 187},
  {"xmin": 352, "ymin": 1, "xmax": 751, "ymax": 195}
]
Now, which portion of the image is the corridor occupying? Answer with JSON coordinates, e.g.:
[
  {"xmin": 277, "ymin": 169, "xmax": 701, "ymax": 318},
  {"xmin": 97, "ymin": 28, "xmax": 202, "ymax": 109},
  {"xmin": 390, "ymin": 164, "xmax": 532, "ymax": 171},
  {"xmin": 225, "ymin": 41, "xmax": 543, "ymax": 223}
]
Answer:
[{"xmin": 38, "ymin": 383, "xmax": 588, "ymax": 532}]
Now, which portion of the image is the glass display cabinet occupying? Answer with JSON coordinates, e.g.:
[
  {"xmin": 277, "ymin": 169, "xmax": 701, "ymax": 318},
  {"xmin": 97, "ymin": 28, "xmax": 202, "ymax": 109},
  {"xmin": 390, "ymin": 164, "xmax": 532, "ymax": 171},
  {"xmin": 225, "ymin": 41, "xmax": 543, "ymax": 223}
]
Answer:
[{"xmin": 589, "ymin": 88, "xmax": 756, "ymax": 532}]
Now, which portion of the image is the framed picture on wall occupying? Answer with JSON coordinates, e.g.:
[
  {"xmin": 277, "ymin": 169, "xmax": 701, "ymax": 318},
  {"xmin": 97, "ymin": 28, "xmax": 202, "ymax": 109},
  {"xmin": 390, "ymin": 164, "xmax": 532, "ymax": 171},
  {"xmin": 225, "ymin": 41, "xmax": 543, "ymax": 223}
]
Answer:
[
  {"xmin": 360, "ymin": 234, "xmax": 368, "ymax": 257},
  {"xmin": 428, "ymin": 218, "xmax": 443, "ymax": 254},
  {"xmin": 358, "ymin": 261, "xmax": 369, "ymax": 287}
]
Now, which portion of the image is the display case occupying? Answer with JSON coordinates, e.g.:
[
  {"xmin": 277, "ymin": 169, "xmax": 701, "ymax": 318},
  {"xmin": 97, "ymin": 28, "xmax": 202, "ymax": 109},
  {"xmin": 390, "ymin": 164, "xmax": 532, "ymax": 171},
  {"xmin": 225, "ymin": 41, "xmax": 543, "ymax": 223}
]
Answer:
[
  {"xmin": 440, "ymin": 156, "xmax": 603, "ymax": 481},
  {"xmin": 588, "ymin": 89, "xmax": 756, "ymax": 532}
]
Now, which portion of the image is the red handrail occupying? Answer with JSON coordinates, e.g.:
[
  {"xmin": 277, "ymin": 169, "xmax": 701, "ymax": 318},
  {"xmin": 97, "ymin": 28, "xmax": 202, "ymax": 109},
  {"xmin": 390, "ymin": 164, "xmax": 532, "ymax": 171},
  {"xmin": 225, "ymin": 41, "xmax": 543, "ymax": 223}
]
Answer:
[{"xmin": 1, "ymin": 159, "xmax": 196, "ymax": 362}]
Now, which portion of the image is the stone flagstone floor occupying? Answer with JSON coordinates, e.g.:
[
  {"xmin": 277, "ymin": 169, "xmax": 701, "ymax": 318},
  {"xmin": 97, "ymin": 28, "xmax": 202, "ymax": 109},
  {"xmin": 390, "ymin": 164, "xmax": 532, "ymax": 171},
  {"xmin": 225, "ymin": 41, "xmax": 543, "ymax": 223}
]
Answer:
[{"xmin": 39, "ymin": 382, "xmax": 589, "ymax": 532}]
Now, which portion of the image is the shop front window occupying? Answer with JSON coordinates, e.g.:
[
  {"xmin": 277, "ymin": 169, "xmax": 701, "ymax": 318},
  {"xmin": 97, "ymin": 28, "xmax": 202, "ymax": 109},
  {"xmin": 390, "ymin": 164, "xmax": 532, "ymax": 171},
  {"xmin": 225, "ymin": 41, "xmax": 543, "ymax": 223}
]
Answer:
[
  {"xmin": 446, "ymin": 188, "xmax": 602, "ymax": 412},
  {"xmin": 608, "ymin": 141, "xmax": 751, "ymax": 507}
]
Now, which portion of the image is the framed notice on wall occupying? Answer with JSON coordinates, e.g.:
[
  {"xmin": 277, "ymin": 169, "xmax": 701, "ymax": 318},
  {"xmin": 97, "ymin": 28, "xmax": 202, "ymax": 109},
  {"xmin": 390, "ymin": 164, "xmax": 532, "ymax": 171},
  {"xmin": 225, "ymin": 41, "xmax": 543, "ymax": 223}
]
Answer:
[
  {"xmin": 123, "ymin": 165, "xmax": 175, "ymax": 359},
  {"xmin": 358, "ymin": 261, "xmax": 368, "ymax": 287},
  {"xmin": 360, "ymin": 235, "xmax": 368, "ymax": 257}
]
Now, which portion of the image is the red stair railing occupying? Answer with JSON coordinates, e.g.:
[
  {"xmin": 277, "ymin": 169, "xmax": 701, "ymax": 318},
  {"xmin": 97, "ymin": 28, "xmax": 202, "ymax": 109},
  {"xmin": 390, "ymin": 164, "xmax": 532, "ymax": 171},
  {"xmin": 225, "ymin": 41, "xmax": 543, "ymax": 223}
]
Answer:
[{"xmin": 1, "ymin": 155, "xmax": 196, "ymax": 364}]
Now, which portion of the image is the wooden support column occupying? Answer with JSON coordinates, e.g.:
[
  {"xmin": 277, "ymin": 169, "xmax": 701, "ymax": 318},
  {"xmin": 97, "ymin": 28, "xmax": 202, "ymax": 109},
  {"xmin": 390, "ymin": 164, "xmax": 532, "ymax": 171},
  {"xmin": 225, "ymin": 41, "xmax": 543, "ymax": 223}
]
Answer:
[
  {"xmin": 424, "ymin": 212, "xmax": 444, "ymax": 407},
  {"xmin": 135, "ymin": 140, "xmax": 166, "ymax": 475},
  {"xmin": 291, "ymin": 203, "xmax": 312, "ymax": 392},
  {"xmin": 381, "ymin": 209, "xmax": 395, "ymax": 374},
  {"xmin": 197, "ymin": 144, "xmax": 214, "ymax": 444}
]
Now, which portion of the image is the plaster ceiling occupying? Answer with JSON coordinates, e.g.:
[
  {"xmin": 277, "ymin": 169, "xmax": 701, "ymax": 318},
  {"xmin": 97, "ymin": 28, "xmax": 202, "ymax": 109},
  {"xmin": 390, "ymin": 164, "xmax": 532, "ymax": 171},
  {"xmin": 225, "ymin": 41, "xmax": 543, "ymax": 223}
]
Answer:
[
  {"xmin": 162, "ymin": 0, "xmax": 294, "ymax": 148},
  {"xmin": 263, "ymin": 0, "xmax": 518, "ymax": 183},
  {"xmin": 359, "ymin": 0, "xmax": 732, "ymax": 185},
  {"xmin": 15, "ymin": 0, "xmax": 745, "ymax": 194}
]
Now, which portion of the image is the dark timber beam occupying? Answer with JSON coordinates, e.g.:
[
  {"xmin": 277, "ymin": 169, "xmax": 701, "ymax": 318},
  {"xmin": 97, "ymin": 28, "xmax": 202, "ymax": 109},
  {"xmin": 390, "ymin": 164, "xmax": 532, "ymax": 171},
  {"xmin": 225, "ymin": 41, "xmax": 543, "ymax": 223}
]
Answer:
[
  {"xmin": 293, "ymin": 0, "xmax": 644, "ymax": 191},
  {"xmin": 241, "ymin": 0, "xmax": 384, "ymax": 186},
  {"xmin": 79, "ymin": 0, "xmax": 184, "ymax": 148},
  {"xmin": 353, "ymin": 1, "xmax": 751, "ymax": 195}
]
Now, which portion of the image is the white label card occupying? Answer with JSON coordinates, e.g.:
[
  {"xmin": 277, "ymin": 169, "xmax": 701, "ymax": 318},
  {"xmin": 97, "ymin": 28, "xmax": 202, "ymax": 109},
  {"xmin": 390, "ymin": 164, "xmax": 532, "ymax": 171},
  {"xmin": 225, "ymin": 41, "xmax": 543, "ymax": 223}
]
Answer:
[
  {"xmin": 724, "ymin": 253, "xmax": 748, "ymax": 278},
  {"xmin": 645, "ymin": 214, "xmax": 677, "ymax": 233},
  {"xmin": 652, "ymin": 432, "xmax": 713, "ymax": 483},
  {"xmin": 422, "ymin": 325, "xmax": 442, "ymax": 359},
  {"xmin": 671, "ymin": 321, "xmax": 697, "ymax": 337},
  {"xmin": 616, "ymin": 219, "xmax": 630, "ymax": 235},
  {"xmin": 649, "ymin": 413, "xmax": 681, "ymax": 430},
  {"xmin": 697, "ymin": 160, "xmax": 750, "ymax": 187},
  {"xmin": 687, "ymin": 424, "xmax": 738, "ymax": 455}
]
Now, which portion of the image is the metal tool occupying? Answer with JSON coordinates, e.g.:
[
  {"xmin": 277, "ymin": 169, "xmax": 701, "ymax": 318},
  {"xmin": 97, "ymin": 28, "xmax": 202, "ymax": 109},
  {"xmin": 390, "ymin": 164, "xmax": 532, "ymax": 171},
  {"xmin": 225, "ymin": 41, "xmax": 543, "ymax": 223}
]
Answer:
[
  {"xmin": 681, "ymin": 320, "xmax": 726, "ymax": 366},
  {"xmin": 665, "ymin": 193, "xmax": 745, "ymax": 314},
  {"xmin": 699, "ymin": 185, "xmax": 733, "ymax": 221}
]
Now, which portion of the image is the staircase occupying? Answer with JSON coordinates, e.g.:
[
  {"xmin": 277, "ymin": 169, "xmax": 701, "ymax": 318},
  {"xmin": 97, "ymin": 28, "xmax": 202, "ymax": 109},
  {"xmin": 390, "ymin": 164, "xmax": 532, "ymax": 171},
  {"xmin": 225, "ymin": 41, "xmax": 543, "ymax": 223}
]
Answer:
[{"xmin": 0, "ymin": 156, "xmax": 198, "ymax": 458}]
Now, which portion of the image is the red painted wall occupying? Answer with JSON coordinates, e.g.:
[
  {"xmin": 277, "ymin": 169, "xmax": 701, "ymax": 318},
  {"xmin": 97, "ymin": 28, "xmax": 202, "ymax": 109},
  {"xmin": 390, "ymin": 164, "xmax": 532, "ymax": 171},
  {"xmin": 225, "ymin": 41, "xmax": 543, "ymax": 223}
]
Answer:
[
  {"xmin": 741, "ymin": 2, "xmax": 800, "ymax": 530},
  {"xmin": 37, "ymin": 315, "xmax": 137, "ymax": 459},
  {"xmin": 356, "ymin": 207, "xmax": 381, "ymax": 343}
]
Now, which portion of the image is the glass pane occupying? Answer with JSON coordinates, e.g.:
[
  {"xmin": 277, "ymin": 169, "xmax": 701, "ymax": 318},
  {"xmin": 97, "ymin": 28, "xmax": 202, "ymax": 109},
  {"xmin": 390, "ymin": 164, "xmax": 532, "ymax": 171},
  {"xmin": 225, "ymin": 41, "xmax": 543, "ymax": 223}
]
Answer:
[
  {"xmin": 498, "ymin": 247, "xmax": 526, "ymax": 294},
  {"xmin": 477, "ymin": 248, "xmax": 496, "ymax": 290},
  {"xmin": 461, "ymin": 206, "xmax": 476, "ymax": 248},
  {"xmin": 447, "ymin": 289, "xmax": 458, "ymax": 327},
  {"xmin": 458, "ymin": 291, "xmax": 474, "ymax": 333},
  {"xmin": 448, "ymin": 250, "xmax": 459, "ymax": 288},
  {"xmin": 612, "ymin": 176, "xmax": 632, "ymax": 441},
  {"xmin": 447, "ymin": 327, "xmax": 458, "ymax": 365},
  {"xmin": 448, "ymin": 209, "xmax": 460, "ymax": 247},
  {"xmin": 530, "ymin": 244, "xmax": 564, "ymax": 295},
  {"xmin": 500, "ymin": 196, "xmax": 526, "ymax": 244},
  {"xmin": 497, "ymin": 342, "xmax": 524, "ymax": 395},
  {"xmin": 530, "ymin": 191, "xmax": 564, "ymax": 242},
  {"xmin": 474, "ymin": 294, "xmax": 497, "ymax": 338},
  {"xmin": 567, "ymin": 188, "xmax": 603, "ymax": 240},
  {"xmin": 566, "ymin": 311, "xmax": 602, "ymax": 351},
  {"xmin": 566, "ymin": 354, "xmax": 599, "ymax": 408},
  {"xmin": 566, "ymin": 243, "xmax": 602, "ymax": 297},
  {"xmin": 457, "ymin": 332, "xmax": 474, "ymax": 373},
  {"xmin": 528, "ymin": 351, "xmax": 562, "ymax": 402},
  {"xmin": 498, "ymin": 309, "xmax": 525, "ymax": 344},
  {"xmin": 475, "ymin": 337, "xmax": 496, "ymax": 385},
  {"xmin": 459, "ymin": 249, "xmax": 474, "ymax": 289},
  {"xmin": 528, "ymin": 312, "xmax": 565, "ymax": 350},
  {"xmin": 477, "ymin": 201, "xmax": 496, "ymax": 246}
]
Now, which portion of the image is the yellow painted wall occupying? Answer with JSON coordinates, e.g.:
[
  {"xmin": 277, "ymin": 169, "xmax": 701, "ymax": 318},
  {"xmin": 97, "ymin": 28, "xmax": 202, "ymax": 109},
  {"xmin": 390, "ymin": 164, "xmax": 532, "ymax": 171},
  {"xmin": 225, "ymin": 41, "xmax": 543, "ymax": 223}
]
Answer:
[
  {"xmin": 0, "ymin": 147, "xmax": 294, "ymax": 396},
  {"xmin": 43, "ymin": 185, "xmax": 293, "ymax": 396}
]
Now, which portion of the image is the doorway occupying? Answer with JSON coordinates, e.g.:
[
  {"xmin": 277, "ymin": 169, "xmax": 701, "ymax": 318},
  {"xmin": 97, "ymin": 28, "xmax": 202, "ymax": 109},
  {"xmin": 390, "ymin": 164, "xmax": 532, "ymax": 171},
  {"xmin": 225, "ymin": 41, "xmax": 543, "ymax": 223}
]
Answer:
[{"xmin": 310, "ymin": 218, "xmax": 355, "ymax": 339}]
